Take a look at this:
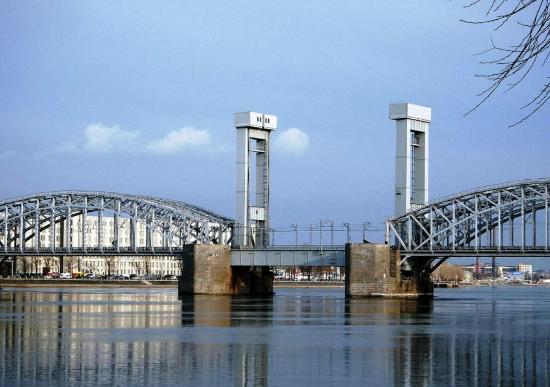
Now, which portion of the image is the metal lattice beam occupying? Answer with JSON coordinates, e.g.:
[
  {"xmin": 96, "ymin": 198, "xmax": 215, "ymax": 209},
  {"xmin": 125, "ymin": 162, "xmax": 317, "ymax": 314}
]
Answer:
[
  {"xmin": 387, "ymin": 178, "xmax": 550, "ymax": 257},
  {"xmin": 0, "ymin": 191, "xmax": 234, "ymax": 256}
]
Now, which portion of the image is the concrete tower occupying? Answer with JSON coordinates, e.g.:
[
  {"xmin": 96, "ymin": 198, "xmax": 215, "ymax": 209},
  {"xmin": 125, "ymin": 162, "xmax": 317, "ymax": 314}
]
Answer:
[
  {"xmin": 234, "ymin": 112, "xmax": 277, "ymax": 247},
  {"xmin": 389, "ymin": 103, "xmax": 431, "ymax": 216}
]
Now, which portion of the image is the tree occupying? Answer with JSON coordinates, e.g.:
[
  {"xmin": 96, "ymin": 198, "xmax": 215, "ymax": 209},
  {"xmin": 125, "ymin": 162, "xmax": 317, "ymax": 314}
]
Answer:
[
  {"xmin": 143, "ymin": 256, "xmax": 152, "ymax": 276},
  {"xmin": 130, "ymin": 259, "xmax": 143, "ymax": 276},
  {"xmin": 43, "ymin": 257, "xmax": 55, "ymax": 272},
  {"xmin": 66, "ymin": 256, "xmax": 76, "ymax": 273},
  {"xmin": 432, "ymin": 263, "xmax": 465, "ymax": 282},
  {"xmin": 104, "ymin": 256, "xmax": 116, "ymax": 276},
  {"xmin": 462, "ymin": 0, "xmax": 549, "ymax": 126}
]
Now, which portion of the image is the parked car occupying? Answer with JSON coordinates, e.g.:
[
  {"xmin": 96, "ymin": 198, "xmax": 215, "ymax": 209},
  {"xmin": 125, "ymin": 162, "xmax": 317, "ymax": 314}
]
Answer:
[
  {"xmin": 60, "ymin": 272, "xmax": 71, "ymax": 279},
  {"xmin": 144, "ymin": 274, "xmax": 161, "ymax": 280}
]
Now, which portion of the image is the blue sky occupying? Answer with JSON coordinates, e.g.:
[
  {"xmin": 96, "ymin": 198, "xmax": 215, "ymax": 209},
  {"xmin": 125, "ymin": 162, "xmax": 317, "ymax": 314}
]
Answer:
[{"xmin": 0, "ymin": 1, "xmax": 548, "ymax": 239}]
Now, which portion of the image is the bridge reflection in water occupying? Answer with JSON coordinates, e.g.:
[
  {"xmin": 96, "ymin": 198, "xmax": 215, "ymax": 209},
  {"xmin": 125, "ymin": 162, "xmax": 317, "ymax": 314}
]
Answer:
[{"xmin": 0, "ymin": 288, "xmax": 548, "ymax": 385}]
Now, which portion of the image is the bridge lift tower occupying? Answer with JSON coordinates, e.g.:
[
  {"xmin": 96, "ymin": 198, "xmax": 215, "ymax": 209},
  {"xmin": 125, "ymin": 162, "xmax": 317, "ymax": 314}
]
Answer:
[
  {"xmin": 234, "ymin": 111, "xmax": 277, "ymax": 247},
  {"xmin": 389, "ymin": 103, "xmax": 432, "ymax": 217}
]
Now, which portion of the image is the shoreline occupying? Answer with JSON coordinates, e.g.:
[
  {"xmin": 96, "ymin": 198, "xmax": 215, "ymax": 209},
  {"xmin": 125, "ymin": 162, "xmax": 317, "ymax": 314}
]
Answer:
[
  {"xmin": 274, "ymin": 280, "xmax": 344, "ymax": 288},
  {"xmin": 0, "ymin": 279, "xmax": 177, "ymax": 288},
  {"xmin": 1, "ymin": 279, "xmax": 546, "ymax": 289},
  {"xmin": 0, "ymin": 279, "xmax": 345, "ymax": 289}
]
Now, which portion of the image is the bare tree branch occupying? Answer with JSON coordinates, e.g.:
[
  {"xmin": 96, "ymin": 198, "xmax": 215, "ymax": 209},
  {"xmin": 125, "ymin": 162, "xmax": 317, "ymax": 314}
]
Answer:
[{"xmin": 462, "ymin": 0, "xmax": 549, "ymax": 126}]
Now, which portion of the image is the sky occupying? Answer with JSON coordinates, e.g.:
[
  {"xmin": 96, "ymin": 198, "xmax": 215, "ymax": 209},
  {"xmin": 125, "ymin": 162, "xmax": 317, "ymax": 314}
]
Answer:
[{"xmin": 0, "ymin": 1, "xmax": 548, "ymax": 249}]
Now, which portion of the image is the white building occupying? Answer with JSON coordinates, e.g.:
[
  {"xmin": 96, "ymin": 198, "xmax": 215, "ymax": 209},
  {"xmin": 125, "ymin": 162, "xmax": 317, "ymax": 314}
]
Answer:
[
  {"xmin": 516, "ymin": 263, "xmax": 533, "ymax": 274},
  {"xmin": 16, "ymin": 214, "xmax": 183, "ymax": 276}
]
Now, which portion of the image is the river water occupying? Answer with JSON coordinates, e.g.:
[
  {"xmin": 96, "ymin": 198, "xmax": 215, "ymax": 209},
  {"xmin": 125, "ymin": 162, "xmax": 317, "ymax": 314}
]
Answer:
[{"xmin": 0, "ymin": 285, "xmax": 549, "ymax": 386}]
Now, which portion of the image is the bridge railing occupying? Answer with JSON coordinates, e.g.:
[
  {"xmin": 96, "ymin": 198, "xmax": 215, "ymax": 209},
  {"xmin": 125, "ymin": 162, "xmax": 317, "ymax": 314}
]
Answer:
[{"xmin": 231, "ymin": 222, "xmax": 386, "ymax": 248}]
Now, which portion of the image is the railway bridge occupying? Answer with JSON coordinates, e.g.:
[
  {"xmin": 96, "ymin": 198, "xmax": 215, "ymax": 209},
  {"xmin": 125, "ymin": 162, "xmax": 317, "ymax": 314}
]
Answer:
[{"xmin": 1, "ymin": 105, "xmax": 547, "ymax": 297}]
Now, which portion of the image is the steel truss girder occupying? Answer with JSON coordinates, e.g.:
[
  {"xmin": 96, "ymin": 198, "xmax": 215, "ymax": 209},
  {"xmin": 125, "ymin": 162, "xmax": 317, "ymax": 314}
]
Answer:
[
  {"xmin": 0, "ymin": 191, "xmax": 234, "ymax": 254},
  {"xmin": 387, "ymin": 178, "xmax": 550, "ymax": 257}
]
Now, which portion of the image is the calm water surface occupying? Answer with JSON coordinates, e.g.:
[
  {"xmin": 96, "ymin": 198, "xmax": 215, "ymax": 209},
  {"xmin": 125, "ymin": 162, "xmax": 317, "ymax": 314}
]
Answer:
[{"xmin": 0, "ymin": 286, "xmax": 549, "ymax": 386}]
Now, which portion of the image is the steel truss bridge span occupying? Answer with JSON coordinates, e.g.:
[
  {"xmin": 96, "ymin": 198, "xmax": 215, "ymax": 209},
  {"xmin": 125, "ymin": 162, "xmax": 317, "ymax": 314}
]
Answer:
[
  {"xmin": 0, "ymin": 191, "xmax": 234, "ymax": 256},
  {"xmin": 387, "ymin": 178, "xmax": 550, "ymax": 261}
]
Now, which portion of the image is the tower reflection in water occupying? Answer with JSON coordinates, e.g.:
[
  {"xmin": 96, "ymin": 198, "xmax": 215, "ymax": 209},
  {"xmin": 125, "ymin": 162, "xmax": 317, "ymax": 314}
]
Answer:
[{"xmin": 180, "ymin": 295, "xmax": 272, "ymax": 386}]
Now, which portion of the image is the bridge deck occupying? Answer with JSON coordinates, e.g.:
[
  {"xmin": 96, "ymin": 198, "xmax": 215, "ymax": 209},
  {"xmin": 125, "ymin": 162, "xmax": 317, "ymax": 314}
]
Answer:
[
  {"xmin": 230, "ymin": 246, "xmax": 345, "ymax": 267},
  {"xmin": 1, "ymin": 245, "xmax": 548, "ymax": 262},
  {"xmin": 0, "ymin": 245, "xmax": 347, "ymax": 267}
]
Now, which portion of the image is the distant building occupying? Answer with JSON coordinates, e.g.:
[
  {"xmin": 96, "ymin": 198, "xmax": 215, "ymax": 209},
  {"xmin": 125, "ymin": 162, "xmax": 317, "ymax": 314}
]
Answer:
[
  {"xmin": 14, "ymin": 214, "xmax": 182, "ymax": 276},
  {"xmin": 505, "ymin": 272, "xmax": 525, "ymax": 281},
  {"xmin": 498, "ymin": 265, "xmax": 516, "ymax": 274},
  {"xmin": 516, "ymin": 263, "xmax": 533, "ymax": 274}
]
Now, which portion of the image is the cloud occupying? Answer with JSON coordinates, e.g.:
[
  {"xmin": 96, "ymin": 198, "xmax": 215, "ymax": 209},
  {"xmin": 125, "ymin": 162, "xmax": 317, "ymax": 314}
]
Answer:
[
  {"xmin": 83, "ymin": 123, "xmax": 140, "ymax": 153},
  {"xmin": 56, "ymin": 142, "xmax": 79, "ymax": 154},
  {"xmin": 0, "ymin": 150, "xmax": 15, "ymax": 160},
  {"xmin": 273, "ymin": 128, "xmax": 310, "ymax": 155},
  {"xmin": 34, "ymin": 142, "xmax": 78, "ymax": 159},
  {"xmin": 39, "ymin": 123, "xmax": 217, "ymax": 157},
  {"xmin": 145, "ymin": 127, "xmax": 211, "ymax": 155}
]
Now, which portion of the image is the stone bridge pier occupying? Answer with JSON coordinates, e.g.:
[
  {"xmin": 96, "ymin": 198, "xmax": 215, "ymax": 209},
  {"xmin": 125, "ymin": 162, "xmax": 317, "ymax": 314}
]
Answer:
[
  {"xmin": 178, "ymin": 245, "xmax": 273, "ymax": 296},
  {"xmin": 345, "ymin": 243, "xmax": 433, "ymax": 297}
]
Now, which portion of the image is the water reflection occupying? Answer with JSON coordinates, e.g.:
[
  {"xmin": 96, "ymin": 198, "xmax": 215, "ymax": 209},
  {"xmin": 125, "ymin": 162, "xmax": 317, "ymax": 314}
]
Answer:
[
  {"xmin": 0, "ymin": 287, "xmax": 548, "ymax": 386},
  {"xmin": 0, "ymin": 289, "xmax": 183, "ymax": 386},
  {"xmin": 345, "ymin": 296, "xmax": 433, "ymax": 324},
  {"xmin": 385, "ymin": 293, "xmax": 550, "ymax": 386},
  {"xmin": 180, "ymin": 295, "xmax": 272, "ymax": 386},
  {"xmin": 181, "ymin": 295, "xmax": 274, "ymax": 327}
]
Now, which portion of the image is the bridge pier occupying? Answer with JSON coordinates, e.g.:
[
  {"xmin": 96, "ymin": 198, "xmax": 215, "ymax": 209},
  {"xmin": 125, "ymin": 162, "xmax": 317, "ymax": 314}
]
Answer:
[
  {"xmin": 178, "ymin": 244, "xmax": 273, "ymax": 296},
  {"xmin": 345, "ymin": 243, "xmax": 433, "ymax": 298}
]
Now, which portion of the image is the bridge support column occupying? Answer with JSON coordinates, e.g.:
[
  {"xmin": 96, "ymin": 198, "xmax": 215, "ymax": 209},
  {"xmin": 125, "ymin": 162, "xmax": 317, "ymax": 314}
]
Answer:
[
  {"xmin": 178, "ymin": 244, "xmax": 273, "ymax": 296},
  {"xmin": 345, "ymin": 243, "xmax": 433, "ymax": 297}
]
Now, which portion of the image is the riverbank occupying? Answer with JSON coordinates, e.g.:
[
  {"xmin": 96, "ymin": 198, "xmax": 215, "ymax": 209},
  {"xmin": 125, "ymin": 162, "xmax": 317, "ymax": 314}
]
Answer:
[
  {"xmin": 274, "ymin": 280, "xmax": 344, "ymax": 288},
  {"xmin": 3, "ymin": 279, "xmax": 545, "ymax": 290},
  {"xmin": 458, "ymin": 281, "xmax": 550, "ymax": 287},
  {"xmin": 0, "ymin": 278, "xmax": 346, "ymax": 289},
  {"xmin": 0, "ymin": 279, "xmax": 177, "ymax": 288}
]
